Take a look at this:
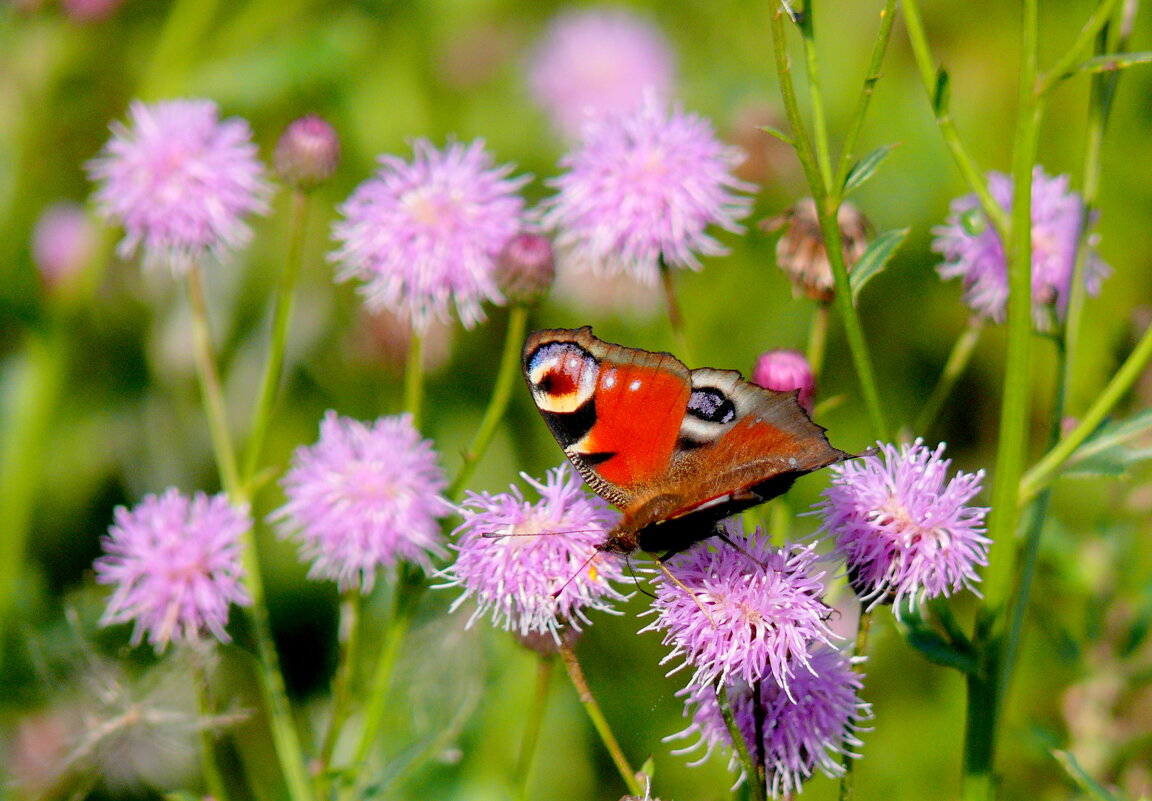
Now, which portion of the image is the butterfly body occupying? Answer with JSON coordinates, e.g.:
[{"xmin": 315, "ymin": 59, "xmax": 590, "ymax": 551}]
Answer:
[{"xmin": 522, "ymin": 326, "xmax": 851, "ymax": 557}]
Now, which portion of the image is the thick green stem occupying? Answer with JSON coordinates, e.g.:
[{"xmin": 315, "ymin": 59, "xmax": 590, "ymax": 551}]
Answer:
[
  {"xmin": 243, "ymin": 189, "xmax": 312, "ymax": 489},
  {"xmin": 914, "ymin": 318, "xmax": 984, "ymax": 437},
  {"xmin": 404, "ymin": 332, "xmax": 426, "ymax": 430},
  {"xmin": 806, "ymin": 304, "xmax": 830, "ymax": 380},
  {"xmin": 186, "ymin": 266, "xmax": 241, "ymax": 497},
  {"xmin": 513, "ymin": 654, "xmax": 556, "ymax": 801},
  {"xmin": 448, "ymin": 304, "xmax": 529, "ymax": 501},
  {"xmin": 557, "ymin": 642, "xmax": 642, "ymax": 797}
]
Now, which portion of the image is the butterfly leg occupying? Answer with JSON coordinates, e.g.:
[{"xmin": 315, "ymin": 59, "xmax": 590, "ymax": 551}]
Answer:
[{"xmin": 654, "ymin": 557, "xmax": 716, "ymax": 628}]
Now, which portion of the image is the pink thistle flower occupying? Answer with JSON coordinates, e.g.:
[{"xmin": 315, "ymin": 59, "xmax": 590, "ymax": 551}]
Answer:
[
  {"xmin": 94, "ymin": 489, "xmax": 251, "ymax": 653},
  {"xmin": 32, "ymin": 202, "xmax": 98, "ymax": 291},
  {"xmin": 671, "ymin": 647, "xmax": 870, "ymax": 797},
  {"xmin": 541, "ymin": 97, "xmax": 755, "ymax": 285},
  {"xmin": 814, "ymin": 439, "xmax": 990, "ymax": 613},
  {"xmin": 528, "ymin": 7, "xmax": 676, "ymax": 139},
  {"xmin": 271, "ymin": 412, "xmax": 448, "ymax": 593},
  {"xmin": 752, "ymin": 349, "xmax": 816, "ymax": 414},
  {"xmin": 641, "ymin": 531, "xmax": 837, "ymax": 694},
  {"xmin": 331, "ymin": 139, "xmax": 529, "ymax": 332},
  {"xmin": 440, "ymin": 464, "xmax": 629, "ymax": 641},
  {"xmin": 86, "ymin": 99, "xmax": 271, "ymax": 275},
  {"xmin": 932, "ymin": 166, "xmax": 1110, "ymax": 331}
]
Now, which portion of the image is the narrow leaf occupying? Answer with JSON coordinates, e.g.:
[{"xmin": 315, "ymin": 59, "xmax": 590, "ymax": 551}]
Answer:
[
  {"xmin": 1051, "ymin": 750, "xmax": 1119, "ymax": 801},
  {"xmin": 1062, "ymin": 408, "xmax": 1152, "ymax": 477},
  {"xmin": 933, "ymin": 67, "xmax": 951, "ymax": 115},
  {"xmin": 844, "ymin": 143, "xmax": 899, "ymax": 195},
  {"xmin": 758, "ymin": 124, "xmax": 794, "ymax": 146},
  {"xmin": 1072, "ymin": 51, "xmax": 1152, "ymax": 76},
  {"xmin": 849, "ymin": 228, "xmax": 910, "ymax": 304},
  {"xmin": 903, "ymin": 627, "xmax": 977, "ymax": 673}
]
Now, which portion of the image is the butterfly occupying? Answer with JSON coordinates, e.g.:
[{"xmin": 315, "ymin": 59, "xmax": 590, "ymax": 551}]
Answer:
[{"xmin": 522, "ymin": 326, "xmax": 851, "ymax": 558}]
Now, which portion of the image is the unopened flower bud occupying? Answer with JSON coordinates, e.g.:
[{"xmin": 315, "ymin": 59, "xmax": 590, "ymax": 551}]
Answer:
[
  {"xmin": 763, "ymin": 198, "xmax": 870, "ymax": 303},
  {"xmin": 495, "ymin": 233, "xmax": 555, "ymax": 305},
  {"xmin": 32, "ymin": 203, "xmax": 98, "ymax": 295},
  {"xmin": 275, "ymin": 115, "xmax": 340, "ymax": 191},
  {"xmin": 752, "ymin": 349, "xmax": 815, "ymax": 414}
]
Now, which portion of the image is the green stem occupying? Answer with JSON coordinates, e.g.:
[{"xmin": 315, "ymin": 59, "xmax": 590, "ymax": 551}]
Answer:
[
  {"xmin": 242, "ymin": 189, "xmax": 312, "ymax": 490},
  {"xmin": 798, "ymin": 10, "xmax": 834, "ymax": 188},
  {"xmin": 0, "ymin": 327, "xmax": 66, "ymax": 670},
  {"xmin": 1018, "ymin": 319, "xmax": 1152, "ymax": 505},
  {"xmin": 186, "ymin": 266, "xmax": 241, "ymax": 497},
  {"xmin": 901, "ymin": 0, "xmax": 1008, "ymax": 235},
  {"xmin": 659, "ymin": 260, "xmax": 693, "ymax": 363},
  {"xmin": 557, "ymin": 642, "xmax": 642, "ymax": 797},
  {"xmin": 319, "ymin": 591, "xmax": 364, "ymax": 773},
  {"xmin": 448, "ymin": 304, "xmax": 529, "ymax": 501},
  {"xmin": 964, "ymin": 2, "xmax": 1041, "ymax": 797},
  {"xmin": 717, "ymin": 684, "xmax": 766, "ymax": 801},
  {"xmin": 1037, "ymin": 0, "xmax": 1124, "ymax": 96},
  {"xmin": 914, "ymin": 318, "xmax": 985, "ymax": 437},
  {"xmin": 513, "ymin": 654, "xmax": 556, "ymax": 801},
  {"xmin": 404, "ymin": 332, "xmax": 426, "ymax": 430},
  {"xmin": 806, "ymin": 304, "xmax": 830, "ymax": 380},
  {"xmin": 196, "ymin": 663, "xmax": 230, "ymax": 801}
]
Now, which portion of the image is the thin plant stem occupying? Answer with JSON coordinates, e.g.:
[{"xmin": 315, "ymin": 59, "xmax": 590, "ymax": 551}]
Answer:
[
  {"xmin": 196, "ymin": 664, "xmax": 229, "ymax": 801},
  {"xmin": 557, "ymin": 641, "xmax": 643, "ymax": 797},
  {"xmin": 964, "ymin": 2, "xmax": 1041, "ymax": 797},
  {"xmin": 798, "ymin": 12, "xmax": 834, "ymax": 188},
  {"xmin": 405, "ymin": 332, "xmax": 426, "ymax": 430},
  {"xmin": 837, "ymin": 610, "xmax": 872, "ymax": 801},
  {"xmin": 186, "ymin": 266, "xmax": 241, "ymax": 497},
  {"xmin": 914, "ymin": 318, "xmax": 985, "ymax": 437},
  {"xmin": 1037, "ymin": 0, "xmax": 1125, "ymax": 97},
  {"xmin": 514, "ymin": 654, "xmax": 556, "ymax": 801},
  {"xmin": 659, "ymin": 260, "xmax": 693, "ymax": 362},
  {"xmin": 448, "ymin": 304, "xmax": 529, "ymax": 501},
  {"xmin": 901, "ymin": 0, "xmax": 1008, "ymax": 235},
  {"xmin": 242, "ymin": 188, "xmax": 312, "ymax": 489},
  {"xmin": 1018, "ymin": 319, "xmax": 1152, "ymax": 505},
  {"xmin": 320, "ymin": 591, "xmax": 364, "ymax": 772},
  {"xmin": 717, "ymin": 684, "xmax": 766, "ymax": 801},
  {"xmin": 806, "ymin": 304, "xmax": 830, "ymax": 380}
]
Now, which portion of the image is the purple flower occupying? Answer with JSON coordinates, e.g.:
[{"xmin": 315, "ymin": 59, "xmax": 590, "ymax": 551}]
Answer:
[
  {"xmin": 440, "ymin": 464, "xmax": 628, "ymax": 641},
  {"xmin": 275, "ymin": 114, "xmax": 341, "ymax": 191},
  {"xmin": 814, "ymin": 439, "xmax": 990, "ymax": 612},
  {"xmin": 528, "ymin": 7, "xmax": 676, "ymax": 139},
  {"xmin": 86, "ymin": 99, "xmax": 271, "ymax": 275},
  {"xmin": 670, "ymin": 647, "xmax": 870, "ymax": 797},
  {"xmin": 541, "ymin": 97, "xmax": 754, "ymax": 285},
  {"xmin": 751, "ymin": 349, "xmax": 816, "ymax": 414},
  {"xmin": 33, "ymin": 202, "xmax": 98, "ymax": 290},
  {"xmin": 94, "ymin": 489, "xmax": 251, "ymax": 652},
  {"xmin": 932, "ymin": 166, "xmax": 1110, "ymax": 331},
  {"xmin": 641, "ymin": 531, "xmax": 836, "ymax": 694},
  {"xmin": 271, "ymin": 412, "xmax": 448, "ymax": 593},
  {"xmin": 331, "ymin": 139, "xmax": 529, "ymax": 331}
]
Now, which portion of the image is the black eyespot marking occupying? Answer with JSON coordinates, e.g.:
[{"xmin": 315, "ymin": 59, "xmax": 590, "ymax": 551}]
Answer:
[
  {"xmin": 539, "ymin": 398, "xmax": 597, "ymax": 448},
  {"xmin": 687, "ymin": 387, "xmax": 736, "ymax": 424}
]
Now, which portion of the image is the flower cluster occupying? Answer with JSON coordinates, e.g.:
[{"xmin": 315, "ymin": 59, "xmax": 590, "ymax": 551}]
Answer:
[
  {"xmin": 815, "ymin": 439, "xmax": 990, "ymax": 612},
  {"xmin": 932, "ymin": 166, "xmax": 1110, "ymax": 330},
  {"xmin": 441, "ymin": 464, "xmax": 628, "ymax": 642},
  {"xmin": 271, "ymin": 412, "xmax": 449, "ymax": 593},
  {"xmin": 94, "ymin": 489, "xmax": 251, "ymax": 652},
  {"xmin": 87, "ymin": 99, "xmax": 270, "ymax": 274}
]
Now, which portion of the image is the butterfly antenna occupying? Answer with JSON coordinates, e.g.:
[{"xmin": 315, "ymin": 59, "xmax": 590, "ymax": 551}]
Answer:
[
  {"xmin": 482, "ymin": 527, "xmax": 603, "ymax": 539},
  {"xmin": 550, "ymin": 549, "xmax": 600, "ymax": 600}
]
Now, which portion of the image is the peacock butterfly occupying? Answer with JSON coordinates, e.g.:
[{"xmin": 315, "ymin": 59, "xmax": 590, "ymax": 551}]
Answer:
[{"xmin": 522, "ymin": 326, "xmax": 851, "ymax": 558}]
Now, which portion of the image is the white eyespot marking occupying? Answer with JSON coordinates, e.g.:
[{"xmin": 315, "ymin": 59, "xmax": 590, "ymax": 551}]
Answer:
[
  {"xmin": 629, "ymin": 379, "xmax": 642, "ymax": 391},
  {"xmin": 600, "ymin": 369, "xmax": 617, "ymax": 390},
  {"xmin": 528, "ymin": 342, "xmax": 598, "ymax": 413},
  {"xmin": 788, "ymin": 457, "xmax": 799, "ymax": 468}
]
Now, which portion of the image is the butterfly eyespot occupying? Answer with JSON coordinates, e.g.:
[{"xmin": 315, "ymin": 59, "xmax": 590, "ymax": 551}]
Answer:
[
  {"xmin": 527, "ymin": 342, "xmax": 598, "ymax": 413},
  {"xmin": 687, "ymin": 387, "xmax": 736, "ymax": 424}
]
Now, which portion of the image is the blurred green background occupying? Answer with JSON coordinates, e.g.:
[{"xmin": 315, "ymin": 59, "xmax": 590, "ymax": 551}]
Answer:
[{"xmin": 2, "ymin": 0, "xmax": 1151, "ymax": 799}]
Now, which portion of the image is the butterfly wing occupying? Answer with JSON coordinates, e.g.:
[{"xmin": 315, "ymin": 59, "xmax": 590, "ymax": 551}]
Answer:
[{"xmin": 522, "ymin": 326, "xmax": 693, "ymax": 509}]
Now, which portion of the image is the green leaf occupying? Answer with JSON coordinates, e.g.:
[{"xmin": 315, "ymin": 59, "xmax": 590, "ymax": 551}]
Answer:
[
  {"xmin": 844, "ymin": 143, "xmax": 899, "ymax": 195},
  {"xmin": 933, "ymin": 67, "xmax": 951, "ymax": 115},
  {"xmin": 900, "ymin": 621, "xmax": 977, "ymax": 673},
  {"xmin": 849, "ymin": 228, "xmax": 910, "ymax": 304},
  {"xmin": 1051, "ymin": 750, "xmax": 1121, "ymax": 801},
  {"xmin": 1072, "ymin": 51, "xmax": 1152, "ymax": 76},
  {"xmin": 758, "ymin": 124, "xmax": 794, "ymax": 146},
  {"xmin": 1062, "ymin": 408, "xmax": 1152, "ymax": 478}
]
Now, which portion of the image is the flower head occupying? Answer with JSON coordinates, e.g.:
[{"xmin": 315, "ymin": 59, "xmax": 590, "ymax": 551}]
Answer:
[
  {"xmin": 275, "ymin": 114, "xmax": 341, "ymax": 191},
  {"xmin": 762, "ymin": 198, "xmax": 870, "ymax": 303},
  {"xmin": 33, "ymin": 202, "xmax": 98, "ymax": 291},
  {"xmin": 671, "ymin": 647, "xmax": 870, "ymax": 797},
  {"xmin": 331, "ymin": 139, "xmax": 529, "ymax": 331},
  {"xmin": 814, "ymin": 439, "xmax": 990, "ymax": 612},
  {"xmin": 86, "ymin": 99, "xmax": 270, "ymax": 274},
  {"xmin": 528, "ymin": 7, "xmax": 676, "ymax": 139},
  {"xmin": 494, "ymin": 232, "xmax": 555, "ymax": 305},
  {"xmin": 440, "ymin": 464, "xmax": 628, "ymax": 641},
  {"xmin": 94, "ymin": 489, "xmax": 251, "ymax": 652},
  {"xmin": 932, "ymin": 166, "xmax": 1110, "ymax": 330},
  {"xmin": 271, "ymin": 412, "xmax": 448, "ymax": 593},
  {"xmin": 541, "ymin": 97, "xmax": 754, "ymax": 285},
  {"xmin": 752, "ymin": 349, "xmax": 816, "ymax": 414},
  {"xmin": 641, "ymin": 532, "xmax": 836, "ymax": 693}
]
